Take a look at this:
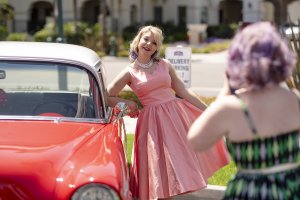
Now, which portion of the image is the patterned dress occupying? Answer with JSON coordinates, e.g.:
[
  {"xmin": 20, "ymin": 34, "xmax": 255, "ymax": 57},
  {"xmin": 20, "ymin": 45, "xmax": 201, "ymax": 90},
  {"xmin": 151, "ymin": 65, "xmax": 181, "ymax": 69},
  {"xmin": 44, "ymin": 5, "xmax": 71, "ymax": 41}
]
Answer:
[{"xmin": 224, "ymin": 96, "xmax": 300, "ymax": 200}]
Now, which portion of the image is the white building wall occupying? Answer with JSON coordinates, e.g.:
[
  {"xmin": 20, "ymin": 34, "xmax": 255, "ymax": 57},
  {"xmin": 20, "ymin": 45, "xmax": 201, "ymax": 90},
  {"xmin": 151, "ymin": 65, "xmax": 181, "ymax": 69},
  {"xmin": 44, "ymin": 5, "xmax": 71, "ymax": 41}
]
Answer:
[
  {"xmin": 9, "ymin": 0, "xmax": 50, "ymax": 32},
  {"xmin": 288, "ymin": 1, "xmax": 300, "ymax": 23},
  {"xmin": 7, "ymin": 0, "xmax": 300, "ymax": 34},
  {"xmin": 61, "ymin": 1, "xmax": 77, "ymax": 21},
  {"xmin": 141, "ymin": 0, "xmax": 154, "ymax": 23},
  {"xmin": 261, "ymin": 2, "xmax": 274, "ymax": 22},
  {"xmin": 159, "ymin": 0, "xmax": 204, "ymax": 25},
  {"xmin": 243, "ymin": 0, "xmax": 263, "ymax": 22},
  {"xmin": 207, "ymin": 0, "xmax": 220, "ymax": 25},
  {"xmin": 187, "ymin": 0, "xmax": 201, "ymax": 24},
  {"xmin": 163, "ymin": 0, "xmax": 178, "ymax": 24},
  {"xmin": 121, "ymin": 0, "xmax": 137, "ymax": 28}
]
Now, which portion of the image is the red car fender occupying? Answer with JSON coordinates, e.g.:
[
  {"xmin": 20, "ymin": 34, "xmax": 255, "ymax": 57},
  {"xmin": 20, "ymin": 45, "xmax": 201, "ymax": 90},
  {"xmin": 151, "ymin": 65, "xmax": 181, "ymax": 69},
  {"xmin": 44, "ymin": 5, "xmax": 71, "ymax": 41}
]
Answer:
[{"xmin": 53, "ymin": 121, "xmax": 131, "ymax": 200}]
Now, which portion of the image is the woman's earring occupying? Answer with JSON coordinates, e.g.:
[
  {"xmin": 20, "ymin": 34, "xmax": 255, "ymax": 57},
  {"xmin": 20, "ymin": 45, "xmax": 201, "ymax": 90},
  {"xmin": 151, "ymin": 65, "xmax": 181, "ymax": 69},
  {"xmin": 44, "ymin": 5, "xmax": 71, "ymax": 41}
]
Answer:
[{"xmin": 130, "ymin": 51, "xmax": 138, "ymax": 60}]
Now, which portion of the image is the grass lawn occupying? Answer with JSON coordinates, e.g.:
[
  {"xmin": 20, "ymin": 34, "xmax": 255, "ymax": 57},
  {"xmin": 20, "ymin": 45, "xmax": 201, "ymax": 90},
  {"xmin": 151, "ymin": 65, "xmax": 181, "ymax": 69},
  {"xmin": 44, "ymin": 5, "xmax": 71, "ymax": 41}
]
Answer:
[{"xmin": 125, "ymin": 134, "xmax": 236, "ymax": 186}]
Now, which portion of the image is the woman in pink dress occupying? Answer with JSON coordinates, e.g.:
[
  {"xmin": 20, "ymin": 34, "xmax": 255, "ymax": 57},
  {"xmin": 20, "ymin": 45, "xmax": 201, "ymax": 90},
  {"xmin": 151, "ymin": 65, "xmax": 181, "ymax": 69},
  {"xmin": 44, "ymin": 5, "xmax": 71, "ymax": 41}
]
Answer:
[{"xmin": 108, "ymin": 25, "xmax": 230, "ymax": 200}]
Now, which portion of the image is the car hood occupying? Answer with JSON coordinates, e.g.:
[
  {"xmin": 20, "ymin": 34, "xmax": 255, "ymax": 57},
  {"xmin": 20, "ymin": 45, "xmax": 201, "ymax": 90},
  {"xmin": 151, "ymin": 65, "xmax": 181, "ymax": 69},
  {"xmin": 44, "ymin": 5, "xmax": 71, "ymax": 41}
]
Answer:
[{"xmin": 0, "ymin": 120, "xmax": 106, "ymax": 200}]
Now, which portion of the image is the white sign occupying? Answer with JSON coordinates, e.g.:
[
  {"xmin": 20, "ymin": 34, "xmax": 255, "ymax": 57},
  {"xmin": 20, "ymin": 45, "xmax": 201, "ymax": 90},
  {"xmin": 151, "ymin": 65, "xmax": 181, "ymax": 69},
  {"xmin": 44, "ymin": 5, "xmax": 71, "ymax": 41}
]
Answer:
[{"xmin": 165, "ymin": 46, "xmax": 192, "ymax": 88}]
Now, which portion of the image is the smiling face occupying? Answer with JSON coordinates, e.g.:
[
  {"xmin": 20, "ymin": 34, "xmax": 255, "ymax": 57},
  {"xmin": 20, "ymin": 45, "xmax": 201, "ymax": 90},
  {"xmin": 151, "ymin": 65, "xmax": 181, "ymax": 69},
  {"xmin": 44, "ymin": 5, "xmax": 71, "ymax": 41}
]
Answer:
[
  {"xmin": 129, "ymin": 26, "xmax": 164, "ymax": 62},
  {"xmin": 137, "ymin": 31, "xmax": 158, "ymax": 58}
]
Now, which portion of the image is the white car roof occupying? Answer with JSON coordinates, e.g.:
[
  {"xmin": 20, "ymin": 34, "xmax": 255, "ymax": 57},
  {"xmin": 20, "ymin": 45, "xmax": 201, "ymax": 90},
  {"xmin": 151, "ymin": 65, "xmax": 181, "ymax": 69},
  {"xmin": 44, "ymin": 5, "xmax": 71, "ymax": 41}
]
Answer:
[{"xmin": 0, "ymin": 41, "xmax": 101, "ymax": 68}]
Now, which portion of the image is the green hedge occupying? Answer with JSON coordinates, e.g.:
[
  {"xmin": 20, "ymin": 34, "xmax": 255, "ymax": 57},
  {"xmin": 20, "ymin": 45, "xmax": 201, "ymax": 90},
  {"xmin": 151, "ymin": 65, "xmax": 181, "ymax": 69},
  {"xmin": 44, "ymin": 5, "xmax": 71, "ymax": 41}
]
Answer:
[
  {"xmin": 6, "ymin": 32, "xmax": 30, "ymax": 41},
  {"xmin": 122, "ymin": 21, "xmax": 188, "ymax": 43},
  {"xmin": 206, "ymin": 23, "xmax": 239, "ymax": 39},
  {"xmin": 0, "ymin": 25, "xmax": 8, "ymax": 41}
]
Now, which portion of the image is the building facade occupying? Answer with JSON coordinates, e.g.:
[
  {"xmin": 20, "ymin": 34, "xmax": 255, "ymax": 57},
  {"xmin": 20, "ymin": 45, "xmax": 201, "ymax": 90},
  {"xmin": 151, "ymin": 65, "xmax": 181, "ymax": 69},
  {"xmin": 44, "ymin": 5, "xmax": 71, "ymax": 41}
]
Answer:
[{"xmin": 6, "ymin": 0, "xmax": 300, "ymax": 35}]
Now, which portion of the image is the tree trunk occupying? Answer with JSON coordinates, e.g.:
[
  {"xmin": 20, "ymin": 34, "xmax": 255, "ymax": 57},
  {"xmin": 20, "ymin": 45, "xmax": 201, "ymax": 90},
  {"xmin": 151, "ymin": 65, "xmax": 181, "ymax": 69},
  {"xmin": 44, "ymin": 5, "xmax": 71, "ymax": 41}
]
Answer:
[
  {"xmin": 101, "ymin": 0, "xmax": 107, "ymax": 52},
  {"xmin": 73, "ymin": 0, "xmax": 78, "ymax": 32},
  {"xmin": 140, "ymin": 0, "xmax": 144, "ymax": 25}
]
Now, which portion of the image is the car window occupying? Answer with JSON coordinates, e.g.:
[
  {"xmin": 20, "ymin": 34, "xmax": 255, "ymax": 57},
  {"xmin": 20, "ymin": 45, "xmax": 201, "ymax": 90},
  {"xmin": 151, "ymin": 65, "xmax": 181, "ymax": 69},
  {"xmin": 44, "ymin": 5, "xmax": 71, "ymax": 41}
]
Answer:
[{"xmin": 0, "ymin": 61, "xmax": 102, "ymax": 119}]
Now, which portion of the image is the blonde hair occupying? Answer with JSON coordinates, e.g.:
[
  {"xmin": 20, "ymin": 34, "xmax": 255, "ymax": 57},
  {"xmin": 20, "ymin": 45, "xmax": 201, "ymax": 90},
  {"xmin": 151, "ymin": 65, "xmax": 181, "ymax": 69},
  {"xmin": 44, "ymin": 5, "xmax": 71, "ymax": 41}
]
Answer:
[{"xmin": 129, "ymin": 25, "xmax": 164, "ymax": 62}]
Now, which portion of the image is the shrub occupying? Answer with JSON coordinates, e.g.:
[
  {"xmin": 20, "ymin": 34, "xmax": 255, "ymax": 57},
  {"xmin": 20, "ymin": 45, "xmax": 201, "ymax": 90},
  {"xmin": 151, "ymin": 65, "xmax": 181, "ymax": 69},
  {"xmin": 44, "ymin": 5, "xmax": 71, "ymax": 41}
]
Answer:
[
  {"xmin": 80, "ymin": 24, "xmax": 105, "ymax": 53},
  {"xmin": 7, "ymin": 32, "xmax": 30, "ymax": 41},
  {"xmin": 192, "ymin": 40, "xmax": 231, "ymax": 54},
  {"xmin": 122, "ymin": 24, "xmax": 139, "ymax": 42},
  {"xmin": 33, "ymin": 23, "xmax": 57, "ymax": 42},
  {"xmin": 96, "ymin": 50, "xmax": 106, "ymax": 57},
  {"xmin": 63, "ymin": 22, "xmax": 88, "ymax": 45},
  {"xmin": 206, "ymin": 23, "xmax": 238, "ymax": 39},
  {"xmin": 33, "ymin": 22, "xmax": 91, "ymax": 45},
  {"xmin": 118, "ymin": 90, "xmax": 143, "ymax": 109},
  {"xmin": 117, "ymin": 49, "xmax": 129, "ymax": 57},
  {"xmin": 122, "ymin": 21, "xmax": 188, "ymax": 44},
  {"xmin": 0, "ymin": 25, "xmax": 8, "ymax": 41}
]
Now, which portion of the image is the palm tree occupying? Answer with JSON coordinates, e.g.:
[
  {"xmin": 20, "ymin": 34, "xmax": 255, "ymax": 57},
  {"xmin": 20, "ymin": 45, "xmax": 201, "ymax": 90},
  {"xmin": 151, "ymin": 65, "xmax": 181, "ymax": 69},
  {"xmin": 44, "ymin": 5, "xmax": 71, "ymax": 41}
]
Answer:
[
  {"xmin": 0, "ymin": 0, "xmax": 14, "ymax": 26},
  {"xmin": 100, "ymin": 0, "xmax": 108, "ymax": 52},
  {"xmin": 73, "ymin": 0, "xmax": 78, "ymax": 31},
  {"xmin": 140, "ymin": 0, "xmax": 144, "ymax": 25}
]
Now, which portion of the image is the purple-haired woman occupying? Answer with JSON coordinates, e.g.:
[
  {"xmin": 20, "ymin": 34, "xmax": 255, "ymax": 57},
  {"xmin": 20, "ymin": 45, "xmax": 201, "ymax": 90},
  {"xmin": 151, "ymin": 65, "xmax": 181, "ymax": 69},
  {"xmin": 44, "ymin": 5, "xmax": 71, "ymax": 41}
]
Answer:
[{"xmin": 188, "ymin": 21, "xmax": 300, "ymax": 199}]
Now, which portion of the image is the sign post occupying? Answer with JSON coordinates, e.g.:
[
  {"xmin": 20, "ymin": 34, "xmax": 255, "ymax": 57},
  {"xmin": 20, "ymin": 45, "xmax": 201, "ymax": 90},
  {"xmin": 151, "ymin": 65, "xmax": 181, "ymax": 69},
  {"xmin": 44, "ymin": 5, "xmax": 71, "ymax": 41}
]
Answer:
[{"xmin": 165, "ymin": 46, "xmax": 192, "ymax": 88}]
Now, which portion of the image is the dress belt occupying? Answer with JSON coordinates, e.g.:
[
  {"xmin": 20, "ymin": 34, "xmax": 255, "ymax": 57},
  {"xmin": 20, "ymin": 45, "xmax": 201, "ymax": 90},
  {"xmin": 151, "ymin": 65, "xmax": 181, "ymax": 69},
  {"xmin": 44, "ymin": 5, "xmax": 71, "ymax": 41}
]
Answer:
[{"xmin": 239, "ymin": 163, "xmax": 300, "ymax": 174}]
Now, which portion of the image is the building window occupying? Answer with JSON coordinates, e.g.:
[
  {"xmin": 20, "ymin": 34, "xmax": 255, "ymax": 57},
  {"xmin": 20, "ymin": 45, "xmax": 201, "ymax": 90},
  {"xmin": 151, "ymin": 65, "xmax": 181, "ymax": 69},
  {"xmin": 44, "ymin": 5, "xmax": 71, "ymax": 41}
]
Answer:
[
  {"xmin": 178, "ymin": 6, "xmax": 186, "ymax": 26},
  {"xmin": 81, "ymin": 0, "xmax": 100, "ymax": 24},
  {"xmin": 130, "ymin": 5, "xmax": 137, "ymax": 24},
  {"xmin": 201, "ymin": 6, "xmax": 208, "ymax": 23},
  {"xmin": 154, "ymin": 6, "xmax": 162, "ymax": 24}
]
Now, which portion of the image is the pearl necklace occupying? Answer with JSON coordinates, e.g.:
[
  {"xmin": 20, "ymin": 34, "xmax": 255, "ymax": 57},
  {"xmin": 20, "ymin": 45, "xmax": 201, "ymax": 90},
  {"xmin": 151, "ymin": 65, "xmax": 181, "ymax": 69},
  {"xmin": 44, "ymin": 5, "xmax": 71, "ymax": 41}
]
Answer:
[{"xmin": 135, "ymin": 59, "xmax": 153, "ymax": 69}]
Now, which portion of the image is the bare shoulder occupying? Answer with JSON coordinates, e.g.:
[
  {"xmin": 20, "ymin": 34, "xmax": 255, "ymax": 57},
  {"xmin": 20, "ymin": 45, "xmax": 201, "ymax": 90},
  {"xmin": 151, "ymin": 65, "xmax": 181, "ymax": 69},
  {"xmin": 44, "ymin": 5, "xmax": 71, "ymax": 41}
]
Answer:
[
  {"xmin": 161, "ymin": 58, "xmax": 171, "ymax": 68},
  {"xmin": 210, "ymin": 95, "xmax": 241, "ymax": 111},
  {"xmin": 162, "ymin": 59, "xmax": 176, "ymax": 74},
  {"xmin": 162, "ymin": 58, "xmax": 171, "ymax": 64},
  {"xmin": 275, "ymin": 87, "xmax": 300, "ymax": 104},
  {"xmin": 291, "ymin": 88, "xmax": 300, "ymax": 98},
  {"xmin": 119, "ymin": 65, "xmax": 132, "ymax": 78}
]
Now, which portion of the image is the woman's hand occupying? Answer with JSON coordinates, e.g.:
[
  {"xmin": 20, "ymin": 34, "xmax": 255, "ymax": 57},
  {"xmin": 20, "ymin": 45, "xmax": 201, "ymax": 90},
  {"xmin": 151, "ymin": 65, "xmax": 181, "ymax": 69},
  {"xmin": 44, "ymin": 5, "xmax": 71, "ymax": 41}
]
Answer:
[{"xmin": 125, "ymin": 100, "xmax": 139, "ymax": 118}]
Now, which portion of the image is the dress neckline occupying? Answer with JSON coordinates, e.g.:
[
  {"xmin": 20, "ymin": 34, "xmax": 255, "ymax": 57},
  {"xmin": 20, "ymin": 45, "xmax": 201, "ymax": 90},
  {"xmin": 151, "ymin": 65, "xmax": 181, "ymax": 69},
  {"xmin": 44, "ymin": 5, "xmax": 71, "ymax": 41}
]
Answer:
[{"xmin": 130, "ymin": 60, "xmax": 161, "ymax": 75}]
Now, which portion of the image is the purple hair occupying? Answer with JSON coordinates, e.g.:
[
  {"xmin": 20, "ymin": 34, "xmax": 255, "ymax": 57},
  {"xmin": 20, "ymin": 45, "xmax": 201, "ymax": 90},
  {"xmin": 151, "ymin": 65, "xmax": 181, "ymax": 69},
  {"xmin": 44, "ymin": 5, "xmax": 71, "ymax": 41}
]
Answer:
[{"xmin": 227, "ymin": 21, "xmax": 297, "ymax": 91}]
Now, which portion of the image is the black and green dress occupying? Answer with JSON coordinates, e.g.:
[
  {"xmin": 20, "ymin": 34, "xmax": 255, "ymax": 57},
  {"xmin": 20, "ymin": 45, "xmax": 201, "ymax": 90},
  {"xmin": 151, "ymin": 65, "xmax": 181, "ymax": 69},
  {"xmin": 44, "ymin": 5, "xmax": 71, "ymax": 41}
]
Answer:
[{"xmin": 223, "ymin": 97, "xmax": 300, "ymax": 200}]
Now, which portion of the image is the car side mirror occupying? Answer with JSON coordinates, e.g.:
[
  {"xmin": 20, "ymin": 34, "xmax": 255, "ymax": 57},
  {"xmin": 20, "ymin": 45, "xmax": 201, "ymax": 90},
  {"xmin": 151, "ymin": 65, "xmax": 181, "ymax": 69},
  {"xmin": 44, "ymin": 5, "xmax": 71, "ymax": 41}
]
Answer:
[
  {"xmin": 114, "ymin": 102, "xmax": 130, "ymax": 121},
  {"xmin": 113, "ymin": 102, "xmax": 129, "ymax": 153}
]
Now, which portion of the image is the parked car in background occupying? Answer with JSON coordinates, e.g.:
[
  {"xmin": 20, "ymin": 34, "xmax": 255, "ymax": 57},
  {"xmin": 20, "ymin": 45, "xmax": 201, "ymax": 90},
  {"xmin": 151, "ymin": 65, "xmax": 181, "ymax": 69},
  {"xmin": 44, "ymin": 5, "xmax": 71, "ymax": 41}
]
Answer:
[
  {"xmin": 0, "ymin": 42, "xmax": 131, "ymax": 200},
  {"xmin": 280, "ymin": 22, "xmax": 299, "ymax": 39}
]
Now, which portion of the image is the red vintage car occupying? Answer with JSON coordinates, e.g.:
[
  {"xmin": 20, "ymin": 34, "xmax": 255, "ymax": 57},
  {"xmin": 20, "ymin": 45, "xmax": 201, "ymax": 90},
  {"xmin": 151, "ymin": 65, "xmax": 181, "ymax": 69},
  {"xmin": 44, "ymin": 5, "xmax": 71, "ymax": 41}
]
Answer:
[{"xmin": 0, "ymin": 41, "xmax": 132, "ymax": 200}]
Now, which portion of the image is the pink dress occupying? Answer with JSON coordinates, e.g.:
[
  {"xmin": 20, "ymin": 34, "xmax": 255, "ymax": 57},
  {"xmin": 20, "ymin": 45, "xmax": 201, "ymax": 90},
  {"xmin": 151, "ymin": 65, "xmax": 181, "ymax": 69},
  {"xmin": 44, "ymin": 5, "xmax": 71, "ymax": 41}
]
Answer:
[{"xmin": 128, "ymin": 59, "xmax": 230, "ymax": 200}]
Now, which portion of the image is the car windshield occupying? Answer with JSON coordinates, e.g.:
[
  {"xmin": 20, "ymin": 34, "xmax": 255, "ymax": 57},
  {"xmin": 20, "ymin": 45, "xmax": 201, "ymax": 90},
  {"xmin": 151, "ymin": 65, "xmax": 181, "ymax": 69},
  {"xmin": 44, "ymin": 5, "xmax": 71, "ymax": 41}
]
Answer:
[{"xmin": 0, "ymin": 61, "xmax": 102, "ymax": 119}]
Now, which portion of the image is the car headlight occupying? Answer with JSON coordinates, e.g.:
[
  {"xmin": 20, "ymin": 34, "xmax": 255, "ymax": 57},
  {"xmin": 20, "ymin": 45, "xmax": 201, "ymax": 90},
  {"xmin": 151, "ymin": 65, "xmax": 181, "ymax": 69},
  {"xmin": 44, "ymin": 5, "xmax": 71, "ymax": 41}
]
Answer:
[{"xmin": 71, "ymin": 183, "xmax": 120, "ymax": 200}]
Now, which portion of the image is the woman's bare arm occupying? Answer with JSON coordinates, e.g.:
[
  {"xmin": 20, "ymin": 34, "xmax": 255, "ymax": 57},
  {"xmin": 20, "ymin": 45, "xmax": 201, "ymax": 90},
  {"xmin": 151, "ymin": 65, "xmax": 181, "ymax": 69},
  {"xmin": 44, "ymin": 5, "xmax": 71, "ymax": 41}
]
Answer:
[{"xmin": 167, "ymin": 60, "xmax": 207, "ymax": 110}]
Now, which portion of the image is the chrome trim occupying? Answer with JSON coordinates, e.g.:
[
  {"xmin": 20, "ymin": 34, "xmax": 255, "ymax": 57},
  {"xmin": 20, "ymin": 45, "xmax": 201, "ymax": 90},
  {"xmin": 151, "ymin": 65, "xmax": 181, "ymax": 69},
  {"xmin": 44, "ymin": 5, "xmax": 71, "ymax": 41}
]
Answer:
[
  {"xmin": 106, "ymin": 107, "xmax": 114, "ymax": 123},
  {"xmin": 0, "ymin": 115, "xmax": 108, "ymax": 124}
]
